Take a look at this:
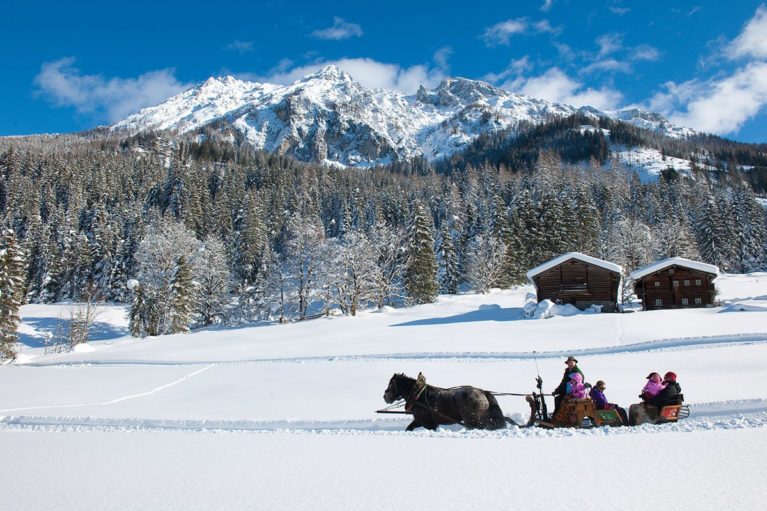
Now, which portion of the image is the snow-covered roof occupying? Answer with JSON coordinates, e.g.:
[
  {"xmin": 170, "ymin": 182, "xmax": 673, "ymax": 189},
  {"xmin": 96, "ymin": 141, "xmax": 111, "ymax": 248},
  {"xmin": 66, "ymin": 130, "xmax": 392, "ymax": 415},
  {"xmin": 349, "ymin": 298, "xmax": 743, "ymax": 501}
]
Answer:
[
  {"xmin": 629, "ymin": 257, "xmax": 719, "ymax": 281},
  {"xmin": 526, "ymin": 252, "xmax": 622, "ymax": 285}
]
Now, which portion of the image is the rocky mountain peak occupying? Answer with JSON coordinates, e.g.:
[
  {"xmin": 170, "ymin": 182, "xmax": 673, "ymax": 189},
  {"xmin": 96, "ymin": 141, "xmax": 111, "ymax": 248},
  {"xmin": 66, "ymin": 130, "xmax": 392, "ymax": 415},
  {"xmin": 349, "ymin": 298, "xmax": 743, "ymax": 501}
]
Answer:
[{"xmin": 299, "ymin": 65, "xmax": 354, "ymax": 84}]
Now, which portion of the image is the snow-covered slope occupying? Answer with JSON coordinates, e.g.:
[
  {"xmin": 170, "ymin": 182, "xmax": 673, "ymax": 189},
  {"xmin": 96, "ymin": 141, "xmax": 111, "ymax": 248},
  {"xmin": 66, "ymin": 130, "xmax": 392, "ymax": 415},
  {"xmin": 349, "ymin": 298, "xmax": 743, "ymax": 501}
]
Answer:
[
  {"xmin": 2, "ymin": 273, "xmax": 767, "ymax": 510},
  {"xmin": 112, "ymin": 65, "xmax": 694, "ymax": 167}
]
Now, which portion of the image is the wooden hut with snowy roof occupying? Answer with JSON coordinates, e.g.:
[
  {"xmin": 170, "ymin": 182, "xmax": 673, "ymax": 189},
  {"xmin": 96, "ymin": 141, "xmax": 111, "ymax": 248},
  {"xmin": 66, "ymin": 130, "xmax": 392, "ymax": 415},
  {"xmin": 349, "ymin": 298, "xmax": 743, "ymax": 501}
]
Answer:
[
  {"xmin": 629, "ymin": 257, "xmax": 719, "ymax": 311},
  {"xmin": 526, "ymin": 252, "xmax": 622, "ymax": 312}
]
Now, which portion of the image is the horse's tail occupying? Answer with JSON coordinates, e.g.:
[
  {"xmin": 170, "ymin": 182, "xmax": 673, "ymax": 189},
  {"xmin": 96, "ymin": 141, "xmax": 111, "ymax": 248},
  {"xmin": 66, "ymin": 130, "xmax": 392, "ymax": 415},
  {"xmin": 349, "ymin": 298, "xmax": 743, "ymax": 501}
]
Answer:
[{"xmin": 485, "ymin": 390, "xmax": 520, "ymax": 429}]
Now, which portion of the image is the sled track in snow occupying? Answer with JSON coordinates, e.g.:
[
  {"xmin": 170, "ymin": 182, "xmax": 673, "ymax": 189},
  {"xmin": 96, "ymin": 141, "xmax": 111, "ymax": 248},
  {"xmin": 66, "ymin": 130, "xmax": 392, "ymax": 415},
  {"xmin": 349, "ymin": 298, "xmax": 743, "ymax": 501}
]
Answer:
[
  {"xmin": 21, "ymin": 333, "xmax": 767, "ymax": 368},
  {"xmin": 2, "ymin": 401, "xmax": 767, "ymax": 436},
  {"xmin": 2, "ymin": 406, "xmax": 767, "ymax": 436}
]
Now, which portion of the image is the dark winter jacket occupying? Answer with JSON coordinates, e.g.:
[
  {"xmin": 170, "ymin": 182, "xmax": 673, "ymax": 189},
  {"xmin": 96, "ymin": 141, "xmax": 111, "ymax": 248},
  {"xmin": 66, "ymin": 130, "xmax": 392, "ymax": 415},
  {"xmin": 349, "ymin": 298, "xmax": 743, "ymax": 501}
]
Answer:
[
  {"xmin": 650, "ymin": 381, "xmax": 682, "ymax": 409},
  {"xmin": 554, "ymin": 366, "xmax": 584, "ymax": 396},
  {"xmin": 589, "ymin": 387, "xmax": 609, "ymax": 409}
]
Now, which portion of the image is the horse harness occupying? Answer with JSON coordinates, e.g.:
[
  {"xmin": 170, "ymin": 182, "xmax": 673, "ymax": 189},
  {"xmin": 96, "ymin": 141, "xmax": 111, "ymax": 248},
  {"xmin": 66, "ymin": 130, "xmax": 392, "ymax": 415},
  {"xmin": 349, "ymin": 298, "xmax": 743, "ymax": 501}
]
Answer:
[
  {"xmin": 403, "ymin": 373, "xmax": 468, "ymax": 428},
  {"xmin": 404, "ymin": 373, "xmax": 428, "ymax": 412}
]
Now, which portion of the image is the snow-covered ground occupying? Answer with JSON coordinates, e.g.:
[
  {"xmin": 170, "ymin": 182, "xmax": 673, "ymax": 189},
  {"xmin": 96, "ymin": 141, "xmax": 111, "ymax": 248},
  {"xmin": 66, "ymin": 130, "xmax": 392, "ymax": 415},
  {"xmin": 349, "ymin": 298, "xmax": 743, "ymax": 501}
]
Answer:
[
  {"xmin": 2, "ymin": 273, "xmax": 767, "ymax": 510},
  {"xmin": 613, "ymin": 145, "xmax": 715, "ymax": 181}
]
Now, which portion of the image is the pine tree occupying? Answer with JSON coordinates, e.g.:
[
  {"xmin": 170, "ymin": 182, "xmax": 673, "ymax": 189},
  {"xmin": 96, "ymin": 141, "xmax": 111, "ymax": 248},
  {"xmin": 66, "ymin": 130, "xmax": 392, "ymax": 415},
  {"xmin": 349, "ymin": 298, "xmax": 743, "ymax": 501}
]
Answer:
[
  {"xmin": 405, "ymin": 203, "xmax": 438, "ymax": 304},
  {"xmin": 437, "ymin": 224, "xmax": 459, "ymax": 294},
  {"xmin": 0, "ymin": 229, "xmax": 26, "ymax": 360},
  {"xmin": 195, "ymin": 237, "xmax": 231, "ymax": 326},
  {"xmin": 170, "ymin": 255, "xmax": 195, "ymax": 333}
]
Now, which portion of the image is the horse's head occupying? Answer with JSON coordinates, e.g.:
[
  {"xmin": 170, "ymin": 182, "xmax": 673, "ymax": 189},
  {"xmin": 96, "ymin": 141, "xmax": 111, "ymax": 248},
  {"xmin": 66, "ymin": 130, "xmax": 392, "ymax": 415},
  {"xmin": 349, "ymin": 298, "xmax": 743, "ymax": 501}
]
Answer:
[{"xmin": 383, "ymin": 373, "xmax": 407, "ymax": 403}]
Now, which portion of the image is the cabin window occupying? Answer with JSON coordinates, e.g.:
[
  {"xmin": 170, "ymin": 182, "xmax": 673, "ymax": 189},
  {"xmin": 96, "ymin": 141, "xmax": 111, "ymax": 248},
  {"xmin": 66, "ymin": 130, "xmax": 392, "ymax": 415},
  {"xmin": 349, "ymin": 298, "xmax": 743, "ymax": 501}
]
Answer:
[
  {"xmin": 681, "ymin": 298, "xmax": 689, "ymax": 305},
  {"xmin": 684, "ymin": 280, "xmax": 690, "ymax": 286},
  {"xmin": 654, "ymin": 281, "xmax": 661, "ymax": 287},
  {"xmin": 695, "ymin": 297, "xmax": 702, "ymax": 305},
  {"xmin": 695, "ymin": 279, "xmax": 702, "ymax": 286},
  {"xmin": 673, "ymin": 280, "xmax": 679, "ymax": 287},
  {"xmin": 655, "ymin": 298, "xmax": 662, "ymax": 306}
]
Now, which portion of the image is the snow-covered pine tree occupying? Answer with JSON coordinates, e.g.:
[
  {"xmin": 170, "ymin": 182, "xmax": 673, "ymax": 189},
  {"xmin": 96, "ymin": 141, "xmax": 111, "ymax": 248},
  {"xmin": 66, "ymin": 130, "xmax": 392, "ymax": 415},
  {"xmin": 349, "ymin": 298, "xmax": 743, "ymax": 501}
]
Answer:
[
  {"xmin": 732, "ymin": 188, "xmax": 766, "ymax": 273},
  {"xmin": 285, "ymin": 213, "xmax": 324, "ymax": 320},
  {"xmin": 0, "ymin": 228, "xmax": 26, "ymax": 360},
  {"xmin": 405, "ymin": 203, "xmax": 438, "ymax": 305},
  {"xmin": 490, "ymin": 194, "xmax": 513, "ymax": 289},
  {"xmin": 131, "ymin": 220, "xmax": 203, "ymax": 336},
  {"xmin": 128, "ymin": 280, "xmax": 146, "ymax": 337},
  {"xmin": 195, "ymin": 237, "xmax": 231, "ymax": 326},
  {"xmin": 437, "ymin": 224, "xmax": 459, "ymax": 294},
  {"xmin": 369, "ymin": 222, "xmax": 406, "ymax": 308},
  {"xmin": 331, "ymin": 231, "xmax": 378, "ymax": 316},
  {"xmin": 170, "ymin": 255, "xmax": 195, "ymax": 333},
  {"xmin": 465, "ymin": 234, "xmax": 507, "ymax": 293}
]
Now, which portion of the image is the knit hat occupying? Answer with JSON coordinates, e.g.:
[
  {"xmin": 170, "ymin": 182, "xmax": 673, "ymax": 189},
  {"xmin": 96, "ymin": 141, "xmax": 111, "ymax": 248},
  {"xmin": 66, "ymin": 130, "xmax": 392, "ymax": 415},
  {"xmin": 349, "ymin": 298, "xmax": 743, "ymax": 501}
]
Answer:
[
  {"xmin": 664, "ymin": 371, "xmax": 677, "ymax": 382},
  {"xmin": 646, "ymin": 372, "xmax": 660, "ymax": 380},
  {"xmin": 565, "ymin": 356, "xmax": 578, "ymax": 364},
  {"xmin": 569, "ymin": 372, "xmax": 582, "ymax": 383},
  {"xmin": 595, "ymin": 380, "xmax": 606, "ymax": 389}
]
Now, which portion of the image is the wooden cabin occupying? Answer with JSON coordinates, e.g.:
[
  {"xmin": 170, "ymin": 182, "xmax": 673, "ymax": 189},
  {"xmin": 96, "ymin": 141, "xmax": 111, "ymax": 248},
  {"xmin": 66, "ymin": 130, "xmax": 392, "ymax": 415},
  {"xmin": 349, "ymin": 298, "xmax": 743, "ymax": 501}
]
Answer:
[
  {"xmin": 526, "ymin": 253, "xmax": 622, "ymax": 312},
  {"xmin": 629, "ymin": 257, "xmax": 719, "ymax": 310}
]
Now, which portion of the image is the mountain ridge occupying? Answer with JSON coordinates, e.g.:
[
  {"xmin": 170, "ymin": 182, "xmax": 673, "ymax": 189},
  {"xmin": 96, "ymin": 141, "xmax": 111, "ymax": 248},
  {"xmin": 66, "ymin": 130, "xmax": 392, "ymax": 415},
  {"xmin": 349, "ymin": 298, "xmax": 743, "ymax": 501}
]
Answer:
[{"xmin": 112, "ymin": 65, "xmax": 695, "ymax": 167}]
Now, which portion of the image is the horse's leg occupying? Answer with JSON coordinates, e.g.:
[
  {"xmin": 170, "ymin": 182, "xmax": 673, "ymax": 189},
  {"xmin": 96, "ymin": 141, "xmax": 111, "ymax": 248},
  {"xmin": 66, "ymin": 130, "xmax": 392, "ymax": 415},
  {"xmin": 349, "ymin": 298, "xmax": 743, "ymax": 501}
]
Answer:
[{"xmin": 405, "ymin": 420, "xmax": 419, "ymax": 431}]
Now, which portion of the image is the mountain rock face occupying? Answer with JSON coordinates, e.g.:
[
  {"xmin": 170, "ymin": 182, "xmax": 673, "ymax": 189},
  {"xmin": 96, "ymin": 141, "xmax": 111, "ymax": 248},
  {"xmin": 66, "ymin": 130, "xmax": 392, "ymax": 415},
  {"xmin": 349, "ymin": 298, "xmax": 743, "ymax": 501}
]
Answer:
[{"xmin": 112, "ymin": 65, "xmax": 693, "ymax": 167}]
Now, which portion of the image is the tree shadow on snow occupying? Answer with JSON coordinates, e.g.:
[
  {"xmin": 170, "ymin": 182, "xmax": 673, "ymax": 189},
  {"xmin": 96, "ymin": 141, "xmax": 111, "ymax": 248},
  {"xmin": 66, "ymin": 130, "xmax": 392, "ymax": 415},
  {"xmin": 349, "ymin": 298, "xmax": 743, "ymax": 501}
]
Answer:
[
  {"xmin": 18, "ymin": 317, "xmax": 129, "ymax": 348},
  {"xmin": 391, "ymin": 304, "xmax": 525, "ymax": 327}
]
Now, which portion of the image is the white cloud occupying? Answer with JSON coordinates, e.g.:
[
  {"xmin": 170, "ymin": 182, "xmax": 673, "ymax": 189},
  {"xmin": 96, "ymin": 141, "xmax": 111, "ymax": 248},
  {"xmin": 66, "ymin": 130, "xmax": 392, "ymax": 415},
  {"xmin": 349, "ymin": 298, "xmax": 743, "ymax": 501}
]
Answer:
[
  {"xmin": 311, "ymin": 17, "xmax": 363, "ymax": 40},
  {"xmin": 596, "ymin": 33, "xmax": 624, "ymax": 57},
  {"xmin": 482, "ymin": 19, "xmax": 528, "ymax": 46},
  {"xmin": 540, "ymin": 0, "xmax": 554, "ymax": 12},
  {"xmin": 640, "ymin": 5, "xmax": 767, "ymax": 135},
  {"xmin": 502, "ymin": 67, "xmax": 623, "ymax": 110},
  {"xmin": 433, "ymin": 47, "xmax": 453, "ymax": 71},
  {"xmin": 533, "ymin": 20, "xmax": 560, "ymax": 34},
  {"xmin": 654, "ymin": 63, "xmax": 767, "ymax": 134},
  {"xmin": 224, "ymin": 40, "xmax": 254, "ymax": 53},
  {"xmin": 582, "ymin": 58, "xmax": 632, "ymax": 75},
  {"xmin": 580, "ymin": 35, "xmax": 658, "ymax": 76},
  {"xmin": 633, "ymin": 45, "xmax": 660, "ymax": 61},
  {"xmin": 728, "ymin": 4, "xmax": 767, "ymax": 59},
  {"xmin": 254, "ymin": 58, "xmax": 446, "ymax": 94},
  {"xmin": 34, "ymin": 57, "xmax": 191, "ymax": 122},
  {"xmin": 482, "ymin": 56, "xmax": 532, "ymax": 83},
  {"xmin": 482, "ymin": 17, "xmax": 559, "ymax": 46}
]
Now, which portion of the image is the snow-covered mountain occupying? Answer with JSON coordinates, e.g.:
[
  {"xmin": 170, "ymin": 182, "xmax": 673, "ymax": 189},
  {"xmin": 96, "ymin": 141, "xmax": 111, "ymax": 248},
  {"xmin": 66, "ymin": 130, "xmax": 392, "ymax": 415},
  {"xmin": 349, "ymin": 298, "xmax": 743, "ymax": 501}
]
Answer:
[{"xmin": 112, "ymin": 65, "xmax": 694, "ymax": 167}]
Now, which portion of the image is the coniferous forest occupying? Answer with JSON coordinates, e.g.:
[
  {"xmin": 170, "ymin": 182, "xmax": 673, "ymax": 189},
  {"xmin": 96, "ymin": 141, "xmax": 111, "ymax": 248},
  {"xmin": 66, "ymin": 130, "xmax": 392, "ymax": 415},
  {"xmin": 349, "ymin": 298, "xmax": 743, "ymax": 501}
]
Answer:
[{"xmin": 0, "ymin": 121, "xmax": 765, "ymax": 356}]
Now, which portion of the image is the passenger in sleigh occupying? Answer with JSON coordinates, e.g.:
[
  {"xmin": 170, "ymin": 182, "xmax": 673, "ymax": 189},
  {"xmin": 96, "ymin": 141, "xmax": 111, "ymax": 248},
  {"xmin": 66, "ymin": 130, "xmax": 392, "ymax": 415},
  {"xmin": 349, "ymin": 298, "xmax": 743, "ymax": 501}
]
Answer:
[
  {"xmin": 552, "ymin": 356, "xmax": 584, "ymax": 414},
  {"xmin": 648, "ymin": 372, "xmax": 682, "ymax": 409},
  {"xmin": 566, "ymin": 372, "xmax": 587, "ymax": 399},
  {"xmin": 629, "ymin": 371, "xmax": 683, "ymax": 425},
  {"xmin": 640, "ymin": 372, "xmax": 666, "ymax": 402},
  {"xmin": 589, "ymin": 380, "xmax": 629, "ymax": 425}
]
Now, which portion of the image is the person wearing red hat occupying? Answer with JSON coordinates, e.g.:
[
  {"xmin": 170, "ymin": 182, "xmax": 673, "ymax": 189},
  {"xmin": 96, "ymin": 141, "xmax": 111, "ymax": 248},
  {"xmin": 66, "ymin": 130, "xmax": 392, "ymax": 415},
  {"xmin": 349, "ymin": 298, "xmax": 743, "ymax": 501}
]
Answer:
[
  {"xmin": 552, "ymin": 356, "xmax": 584, "ymax": 415},
  {"xmin": 649, "ymin": 371, "xmax": 682, "ymax": 410}
]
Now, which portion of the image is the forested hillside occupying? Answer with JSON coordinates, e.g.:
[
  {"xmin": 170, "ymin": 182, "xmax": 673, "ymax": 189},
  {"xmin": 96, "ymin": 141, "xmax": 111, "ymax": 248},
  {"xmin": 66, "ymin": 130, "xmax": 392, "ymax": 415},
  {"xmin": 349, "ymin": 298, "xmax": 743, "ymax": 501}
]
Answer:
[{"xmin": 1, "ymin": 126, "xmax": 765, "ymax": 346}]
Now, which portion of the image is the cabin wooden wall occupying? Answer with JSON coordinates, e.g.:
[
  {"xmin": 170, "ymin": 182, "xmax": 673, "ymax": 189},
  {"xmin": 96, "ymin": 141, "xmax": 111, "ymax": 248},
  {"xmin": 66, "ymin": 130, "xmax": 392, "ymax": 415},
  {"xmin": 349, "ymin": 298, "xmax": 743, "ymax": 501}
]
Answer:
[
  {"xmin": 533, "ymin": 259, "xmax": 619, "ymax": 309},
  {"xmin": 634, "ymin": 267, "xmax": 716, "ymax": 310}
]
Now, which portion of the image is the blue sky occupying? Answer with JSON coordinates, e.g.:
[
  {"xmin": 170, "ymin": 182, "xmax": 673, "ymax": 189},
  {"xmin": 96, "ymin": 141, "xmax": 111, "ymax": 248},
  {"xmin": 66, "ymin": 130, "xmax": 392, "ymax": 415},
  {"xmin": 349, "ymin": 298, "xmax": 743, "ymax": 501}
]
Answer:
[{"xmin": 2, "ymin": 0, "xmax": 766, "ymax": 142}]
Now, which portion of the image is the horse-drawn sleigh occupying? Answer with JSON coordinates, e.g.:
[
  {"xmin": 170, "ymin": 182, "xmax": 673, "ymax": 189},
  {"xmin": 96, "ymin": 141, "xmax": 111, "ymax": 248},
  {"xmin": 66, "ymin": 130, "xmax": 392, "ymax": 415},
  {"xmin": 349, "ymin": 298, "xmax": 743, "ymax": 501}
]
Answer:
[{"xmin": 378, "ymin": 372, "xmax": 689, "ymax": 431}]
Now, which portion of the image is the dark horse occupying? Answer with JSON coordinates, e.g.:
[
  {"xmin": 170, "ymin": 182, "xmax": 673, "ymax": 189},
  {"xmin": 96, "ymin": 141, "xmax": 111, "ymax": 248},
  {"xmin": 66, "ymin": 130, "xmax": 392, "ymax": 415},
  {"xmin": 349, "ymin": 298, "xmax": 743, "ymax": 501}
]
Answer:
[{"xmin": 383, "ymin": 373, "xmax": 517, "ymax": 431}]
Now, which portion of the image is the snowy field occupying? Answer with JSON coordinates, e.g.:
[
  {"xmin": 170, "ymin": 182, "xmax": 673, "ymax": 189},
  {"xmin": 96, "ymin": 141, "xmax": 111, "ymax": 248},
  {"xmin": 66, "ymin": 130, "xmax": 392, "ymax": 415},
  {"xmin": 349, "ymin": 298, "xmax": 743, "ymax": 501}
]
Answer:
[{"xmin": 3, "ymin": 273, "xmax": 767, "ymax": 510}]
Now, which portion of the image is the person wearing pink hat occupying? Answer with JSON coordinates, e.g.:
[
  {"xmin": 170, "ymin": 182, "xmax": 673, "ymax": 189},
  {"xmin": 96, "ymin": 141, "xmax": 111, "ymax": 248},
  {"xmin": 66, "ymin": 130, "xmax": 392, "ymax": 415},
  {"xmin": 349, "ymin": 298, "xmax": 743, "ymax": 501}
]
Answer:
[
  {"xmin": 640, "ymin": 372, "xmax": 666, "ymax": 401},
  {"xmin": 649, "ymin": 371, "xmax": 682, "ymax": 410}
]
